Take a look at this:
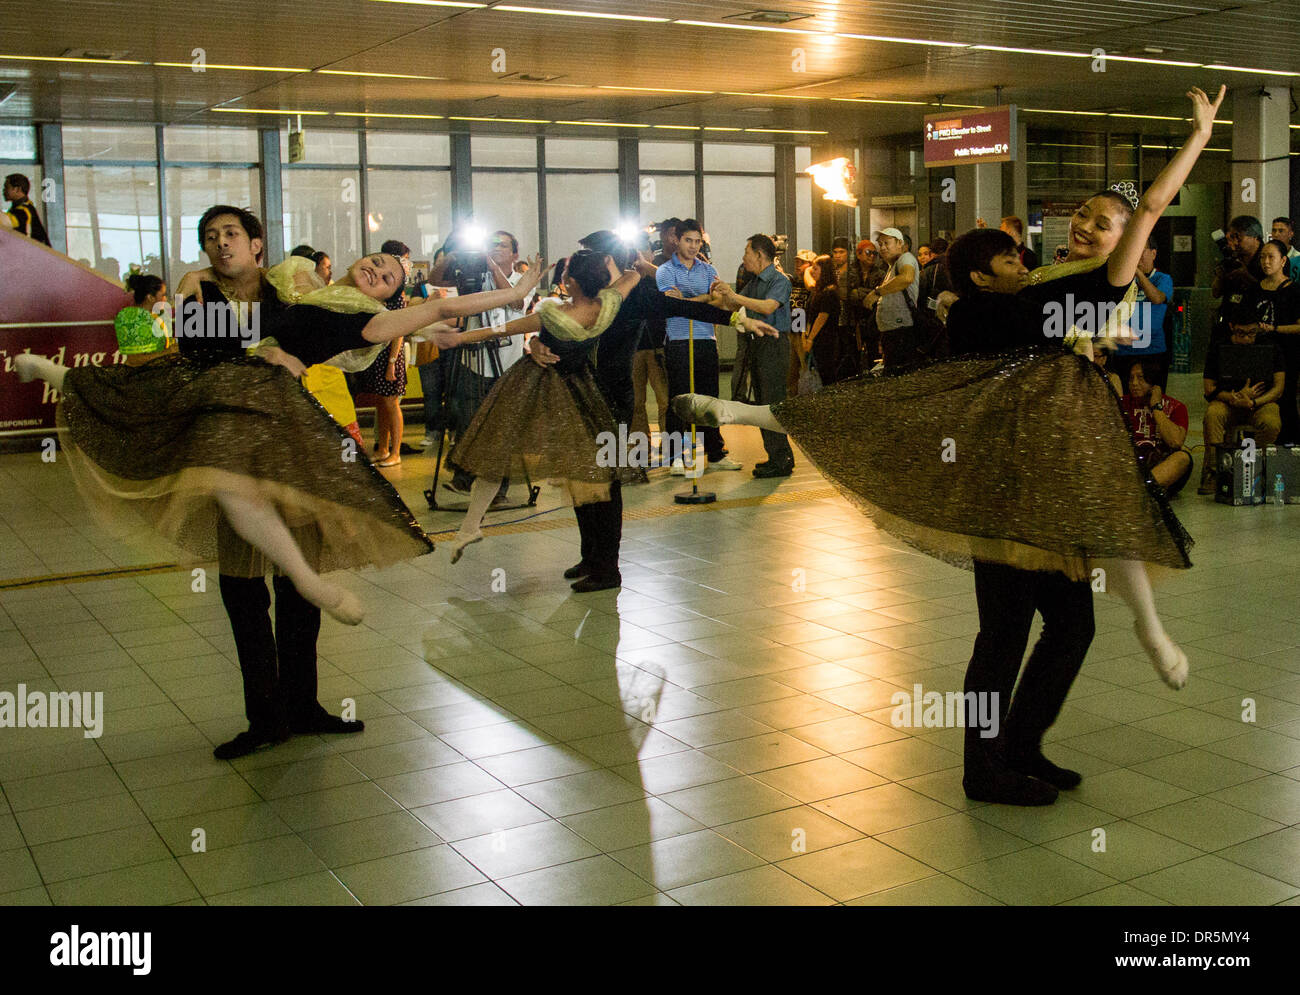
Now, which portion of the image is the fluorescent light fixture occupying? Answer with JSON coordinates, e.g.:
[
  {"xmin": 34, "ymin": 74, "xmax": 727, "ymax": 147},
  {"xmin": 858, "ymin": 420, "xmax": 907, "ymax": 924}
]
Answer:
[
  {"xmin": 652, "ymin": 124, "xmax": 700, "ymax": 130},
  {"xmin": 598, "ymin": 85, "xmax": 715, "ymax": 94},
  {"xmin": 835, "ymin": 32, "xmax": 968, "ymax": 48},
  {"xmin": 369, "ymin": 0, "xmax": 487, "ymax": 7},
  {"xmin": 1109, "ymin": 113, "xmax": 1182, "ymax": 121},
  {"xmin": 674, "ymin": 19, "xmax": 828, "ymax": 36},
  {"xmin": 334, "ymin": 111, "xmax": 445, "ymax": 119},
  {"xmin": 155, "ymin": 62, "xmax": 307, "ymax": 72},
  {"xmin": 1022, "ymin": 107, "xmax": 1108, "ymax": 116},
  {"xmin": 1203, "ymin": 63, "xmax": 1300, "ymax": 76},
  {"xmin": 0, "ymin": 54, "xmax": 147, "ymax": 65},
  {"xmin": 212, "ymin": 107, "xmax": 329, "ymax": 115},
  {"xmin": 319, "ymin": 69, "xmax": 449, "ymax": 80},
  {"xmin": 745, "ymin": 127, "xmax": 828, "ymax": 134},
  {"xmin": 1101, "ymin": 55, "xmax": 1200, "ymax": 67},
  {"xmin": 554, "ymin": 120, "xmax": 648, "ymax": 127},
  {"xmin": 702, "ymin": 126, "xmax": 742, "ymax": 131},
  {"xmin": 448, "ymin": 115, "xmax": 550, "ymax": 123},
  {"xmin": 721, "ymin": 91, "xmax": 818, "ymax": 100},
  {"xmin": 973, "ymin": 45, "xmax": 1090, "ymax": 58},
  {"xmin": 832, "ymin": 97, "xmax": 928, "ymax": 106},
  {"xmin": 495, "ymin": 5, "xmax": 669, "ymax": 22}
]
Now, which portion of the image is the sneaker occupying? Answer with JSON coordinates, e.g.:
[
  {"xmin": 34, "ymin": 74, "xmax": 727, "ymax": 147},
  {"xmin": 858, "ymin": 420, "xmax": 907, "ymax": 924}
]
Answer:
[
  {"xmin": 670, "ymin": 458, "xmax": 687, "ymax": 476},
  {"xmin": 707, "ymin": 456, "xmax": 743, "ymax": 471},
  {"xmin": 419, "ymin": 436, "xmax": 436, "ymax": 449},
  {"xmin": 752, "ymin": 462, "xmax": 793, "ymax": 479}
]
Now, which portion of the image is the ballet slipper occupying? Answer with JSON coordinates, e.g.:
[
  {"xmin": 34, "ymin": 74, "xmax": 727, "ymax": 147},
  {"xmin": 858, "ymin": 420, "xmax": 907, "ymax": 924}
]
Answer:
[
  {"xmin": 324, "ymin": 588, "xmax": 365, "ymax": 626},
  {"xmin": 450, "ymin": 530, "xmax": 483, "ymax": 564},
  {"xmin": 671, "ymin": 393, "xmax": 733, "ymax": 427},
  {"xmin": 376, "ymin": 454, "xmax": 401, "ymax": 468},
  {"xmin": 1135, "ymin": 621, "xmax": 1188, "ymax": 690}
]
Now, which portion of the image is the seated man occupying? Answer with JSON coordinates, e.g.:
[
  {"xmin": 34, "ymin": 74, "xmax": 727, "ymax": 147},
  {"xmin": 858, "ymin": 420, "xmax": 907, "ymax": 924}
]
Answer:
[
  {"xmin": 1198, "ymin": 302, "xmax": 1286, "ymax": 493},
  {"xmin": 1123, "ymin": 359, "xmax": 1193, "ymax": 495}
]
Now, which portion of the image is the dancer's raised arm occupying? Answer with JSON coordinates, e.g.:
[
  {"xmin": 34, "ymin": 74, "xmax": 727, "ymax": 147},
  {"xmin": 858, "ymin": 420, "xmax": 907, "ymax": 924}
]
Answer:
[
  {"xmin": 1107, "ymin": 86, "xmax": 1225, "ymax": 287},
  {"xmin": 359, "ymin": 254, "xmax": 544, "ymax": 343}
]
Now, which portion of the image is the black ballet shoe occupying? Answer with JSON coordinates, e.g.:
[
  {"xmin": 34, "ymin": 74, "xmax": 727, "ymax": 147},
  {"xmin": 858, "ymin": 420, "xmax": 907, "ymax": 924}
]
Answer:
[
  {"xmin": 563, "ymin": 561, "xmax": 592, "ymax": 580},
  {"xmin": 963, "ymin": 766, "xmax": 1059, "ymax": 806},
  {"xmin": 213, "ymin": 724, "xmax": 290, "ymax": 761},
  {"xmin": 290, "ymin": 707, "xmax": 365, "ymax": 735},
  {"xmin": 571, "ymin": 575, "xmax": 621, "ymax": 593},
  {"xmin": 1005, "ymin": 750, "xmax": 1083, "ymax": 791}
]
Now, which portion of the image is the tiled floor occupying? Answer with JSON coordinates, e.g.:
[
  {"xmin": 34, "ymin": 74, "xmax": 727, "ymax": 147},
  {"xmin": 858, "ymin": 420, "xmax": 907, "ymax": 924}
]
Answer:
[{"xmin": 1, "ymin": 373, "xmax": 1299, "ymax": 906}]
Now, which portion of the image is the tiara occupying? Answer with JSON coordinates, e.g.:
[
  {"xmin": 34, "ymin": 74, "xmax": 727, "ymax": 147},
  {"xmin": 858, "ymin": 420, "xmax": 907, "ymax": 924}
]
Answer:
[{"xmin": 1110, "ymin": 181, "xmax": 1140, "ymax": 211}]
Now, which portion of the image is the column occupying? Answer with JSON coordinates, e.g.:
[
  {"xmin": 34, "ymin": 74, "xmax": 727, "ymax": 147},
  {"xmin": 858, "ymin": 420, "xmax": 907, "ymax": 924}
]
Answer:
[
  {"xmin": 37, "ymin": 124, "xmax": 66, "ymax": 254},
  {"xmin": 257, "ymin": 128, "xmax": 284, "ymax": 265},
  {"xmin": 1231, "ymin": 87, "xmax": 1290, "ymax": 228},
  {"xmin": 954, "ymin": 161, "xmax": 1002, "ymax": 234}
]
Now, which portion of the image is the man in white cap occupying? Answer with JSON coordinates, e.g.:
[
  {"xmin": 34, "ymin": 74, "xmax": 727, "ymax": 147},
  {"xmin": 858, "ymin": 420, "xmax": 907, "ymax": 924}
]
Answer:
[{"xmin": 863, "ymin": 227, "xmax": 920, "ymax": 368}]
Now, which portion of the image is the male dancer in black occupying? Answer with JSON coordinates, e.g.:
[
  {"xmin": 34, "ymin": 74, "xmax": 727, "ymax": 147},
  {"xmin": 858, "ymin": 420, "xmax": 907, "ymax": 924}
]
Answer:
[
  {"xmin": 176, "ymin": 205, "xmax": 362, "ymax": 760},
  {"xmin": 540, "ymin": 230, "xmax": 775, "ymax": 591}
]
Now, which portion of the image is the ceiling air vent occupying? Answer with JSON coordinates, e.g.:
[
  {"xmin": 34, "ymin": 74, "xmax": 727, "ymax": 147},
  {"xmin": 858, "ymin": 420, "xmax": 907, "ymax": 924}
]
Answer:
[
  {"xmin": 60, "ymin": 47, "xmax": 133, "ymax": 61},
  {"xmin": 722, "ymin": 10, "xmax": 813, "ymax": 25},
  {"xmin": 498, "ymin": 72, "xmax": 567, "ymax": 83}
]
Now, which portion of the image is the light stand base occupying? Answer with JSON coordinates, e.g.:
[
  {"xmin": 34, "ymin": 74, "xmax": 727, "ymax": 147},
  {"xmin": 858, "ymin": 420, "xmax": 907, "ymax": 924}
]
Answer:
[{"xmin": 674, "ymin": 489, "xmax": 717, "ymax": 504}]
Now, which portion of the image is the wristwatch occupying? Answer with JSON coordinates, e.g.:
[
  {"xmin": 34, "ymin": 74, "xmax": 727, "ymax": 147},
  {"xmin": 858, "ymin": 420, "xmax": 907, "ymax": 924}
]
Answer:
[{"xmin": 1151, "ymin": 399, "xmax": 1164, "ymax": 412}]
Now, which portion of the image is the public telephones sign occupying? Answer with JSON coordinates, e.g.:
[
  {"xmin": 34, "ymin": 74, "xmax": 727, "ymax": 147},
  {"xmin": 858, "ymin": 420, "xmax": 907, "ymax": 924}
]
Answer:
[{"xmin": 923, "ymin": 106, "xmax": 1017, "ymax": 168}]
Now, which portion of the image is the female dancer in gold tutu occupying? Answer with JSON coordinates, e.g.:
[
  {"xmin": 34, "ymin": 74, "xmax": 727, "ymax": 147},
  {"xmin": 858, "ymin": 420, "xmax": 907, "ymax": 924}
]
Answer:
[
  {"xmin": 680, "ymin": 86, "xmax": 1223, "ymax": 804},
  {"xmin": 16, "ymin": 242, "xmax": 544, "ymax": 626}
]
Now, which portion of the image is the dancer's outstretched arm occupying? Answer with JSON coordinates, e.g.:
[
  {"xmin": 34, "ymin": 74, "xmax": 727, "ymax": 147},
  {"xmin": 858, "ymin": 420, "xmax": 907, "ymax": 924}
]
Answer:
[
  {"xmin": 1107, "ymin": 86, "xmax": 1224, "ymax": 287},
  {"xmin": 360, "ymin": 254, "xmax": 544, "ymax": 344}
]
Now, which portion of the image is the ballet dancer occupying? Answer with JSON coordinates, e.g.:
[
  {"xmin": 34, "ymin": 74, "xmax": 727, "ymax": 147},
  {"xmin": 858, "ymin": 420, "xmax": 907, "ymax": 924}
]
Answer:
[{"xmin": 675, "ymin": 86, "xmax": 1222, "ymax": 803}]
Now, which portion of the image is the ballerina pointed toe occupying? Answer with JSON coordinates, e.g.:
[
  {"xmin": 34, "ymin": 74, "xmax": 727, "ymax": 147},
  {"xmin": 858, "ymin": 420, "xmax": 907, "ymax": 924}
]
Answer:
[
  {"xmin": 325, "ymin": 589, "xmax": 365, "ymax": 626},
  {"xmin": 450, "ymin": 530, "xmax": 483, "ymax": 565},
  {"xmin": 1136, "ymin": 622, "xmax": 1188, "ymax": 690},
  {"xmin": 14, "ymin": 355, "xmax": 40, "ymax": 383}
]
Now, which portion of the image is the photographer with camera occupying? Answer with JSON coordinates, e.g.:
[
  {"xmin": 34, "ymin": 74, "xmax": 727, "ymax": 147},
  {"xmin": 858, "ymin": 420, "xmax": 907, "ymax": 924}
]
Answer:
[
  {"xmin": 439, "ymin": 229, "xmax": 537, "ymax": 500},
  {"xmin": 1211, "ymin": 216, "xmax": 1266, "ymax": 339}
]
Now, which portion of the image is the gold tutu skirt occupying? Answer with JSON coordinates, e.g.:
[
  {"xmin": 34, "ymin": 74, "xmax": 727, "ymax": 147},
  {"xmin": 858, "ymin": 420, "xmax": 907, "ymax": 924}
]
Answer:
[
  {"xmin": 449, "ymin": 357, "xmax": 635, "ymax": 506},
  {"xmin": 57, "ymin": 354, "xmax": 434, "ymax": 578},
  {"xmin": 772, "ymin": 349, "xmax": 1193, "ymax": 578}
]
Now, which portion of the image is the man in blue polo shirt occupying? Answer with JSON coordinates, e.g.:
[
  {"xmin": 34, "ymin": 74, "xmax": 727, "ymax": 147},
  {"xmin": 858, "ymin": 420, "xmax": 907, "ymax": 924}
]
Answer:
[
  {"xmin": 714, "ymin": 234, "xmax": 794, "ymax": 477},
  {"xmin": 1115, "ymin": 236, "xmax": 1174, "ymax": 389},
  {"xmin": 657, "ymin": 218, "xmax": 741, "ymax": 472}
]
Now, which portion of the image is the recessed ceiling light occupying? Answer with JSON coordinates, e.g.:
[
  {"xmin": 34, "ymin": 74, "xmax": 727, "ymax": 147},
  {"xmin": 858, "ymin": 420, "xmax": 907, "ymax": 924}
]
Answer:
[
  {"xmin": 319, "ymin": 69, "xmax": 448, "ymax": 80},
  {"xmin": 212, "ymin": 107, "xmax": 329, "ymax": 115},
  {"xmin": 495, "ymin": 5, "xmax": 669, "ymax": 22},
  {"xmin": 155, "ymin": 62, "xmax": 308, "ymax": 72},
  {"xmin": 448, "ymin": 115, "xmax": 551, "ymax": 123},
  {"xmin": 598, "ymin": 85, "xmax": 715, "ymax": 95},
  {"xmin": 369, "ymin": 0, "xmax": 487, "ymax": 7},
  {"xmin": 0, "ymin": 53, "xmax": 147, "ymax": 65},
  {"xmin": 334, "ymin": 111, "xmax": 445, "ymax": 119},
  {"xmin": 554, "ymin": 120, "xmax": 649, "ymax": 127}
]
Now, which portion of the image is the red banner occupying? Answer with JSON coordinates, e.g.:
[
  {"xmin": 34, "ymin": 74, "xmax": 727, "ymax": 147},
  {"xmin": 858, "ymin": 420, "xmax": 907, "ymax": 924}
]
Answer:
[{"xmin": 0, "ymin": 228, "xmax": 128, "ymax": 436}]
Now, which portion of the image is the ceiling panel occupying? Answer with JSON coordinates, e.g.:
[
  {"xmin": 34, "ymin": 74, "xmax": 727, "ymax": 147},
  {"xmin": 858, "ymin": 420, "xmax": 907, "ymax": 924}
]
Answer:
[{"xmin": 0, "ymin": 0, "xmax": 1294, "ymax": 143}]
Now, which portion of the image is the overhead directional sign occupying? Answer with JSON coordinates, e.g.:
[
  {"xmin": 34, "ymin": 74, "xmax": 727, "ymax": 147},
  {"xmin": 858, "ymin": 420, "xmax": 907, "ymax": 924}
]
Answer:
[{"xmin": 924, "ymin": 105, "xmax": 1017, "ymax": 168}]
